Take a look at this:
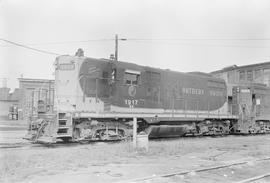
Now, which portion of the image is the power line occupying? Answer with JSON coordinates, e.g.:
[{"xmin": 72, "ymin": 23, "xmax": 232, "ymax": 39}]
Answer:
[
  {"xmin": 0, "ymin": 38, "xmax": 114, "ymax": 47},
  {"xmin": 29, "ymin": 38, "xmax": 114, "ymax": 45},
  {"xmin": 1, "ymin": 37, "xmax": 270, "ymax": 54},
  {"xmin": 128, "ymin": 39, "xmax": 270, "ymax": 48},
  {"xmin": 2, "ymin": 37, "xmax": 270, "ymax": 47},
  {"xmin": 0, "ymin": 38, "xmax": 61, "ymax": 55},
  {"xmin": 126, "ymin": 38, "xmax": 270, "ymax": 41}
]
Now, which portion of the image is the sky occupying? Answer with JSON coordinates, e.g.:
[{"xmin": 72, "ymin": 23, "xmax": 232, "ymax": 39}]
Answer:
[{"xmin": 1, "ymin": 0, "xmax": 270, "ymax": 90}]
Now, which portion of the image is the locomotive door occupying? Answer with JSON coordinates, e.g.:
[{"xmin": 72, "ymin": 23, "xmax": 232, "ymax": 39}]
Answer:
[
  {"xmin": 144, "ymin": 71, "xmax": 161, "ymax": 108},
  {"xmin": 122, "ymin": 69, "xmax": 142, "ymax": 108},
  {"xmin": 233, "ymin": 87, "xmax": 254, "ymax": 133}
]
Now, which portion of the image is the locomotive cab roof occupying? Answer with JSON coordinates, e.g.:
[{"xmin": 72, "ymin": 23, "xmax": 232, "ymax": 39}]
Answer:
[{"xmin": 56, "ymin": 55, "xmax": 224, "ymax": 82}]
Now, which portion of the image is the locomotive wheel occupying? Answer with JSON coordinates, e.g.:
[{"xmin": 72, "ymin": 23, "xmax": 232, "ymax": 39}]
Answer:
[
  {"xmin": 96, "ymin": 129, "xmax": 125, "ymax": 141},
  {"xmin": 59, "ymin": 137, "xmax": 72, "ymax": 143},
  {"xmin": 219, "ymin": 126, "xmax": 226, "ymax": 135}
]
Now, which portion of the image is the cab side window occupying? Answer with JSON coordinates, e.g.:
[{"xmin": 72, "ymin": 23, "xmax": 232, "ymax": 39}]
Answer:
[{"xmin": 124, "ymin": 70, "xmax": 140, "ymax": 85}]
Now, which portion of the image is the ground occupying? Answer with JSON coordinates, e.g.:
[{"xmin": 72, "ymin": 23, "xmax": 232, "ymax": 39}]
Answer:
[{"xmin": 1, "ymin": 119, "xmax": 270, "ymax": 183}]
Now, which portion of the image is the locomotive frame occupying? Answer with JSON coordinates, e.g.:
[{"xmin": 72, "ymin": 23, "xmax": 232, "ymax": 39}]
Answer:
[{"xmin": 25, "ymin": 55, "xmax": 270, "ymax": 143}]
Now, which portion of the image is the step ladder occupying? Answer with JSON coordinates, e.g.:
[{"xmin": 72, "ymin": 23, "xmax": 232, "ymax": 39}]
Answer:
[{"xmin": 57, "ymin": 112, "xmax": 73, "ymax": 139}]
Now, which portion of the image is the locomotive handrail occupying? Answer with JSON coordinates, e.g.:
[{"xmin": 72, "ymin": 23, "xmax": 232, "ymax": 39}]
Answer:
[
  {"xmin": 172, "ymin": 98, "xmax": 201, "ymax": 119},
  {"xmin": 79, "ymin": 74, "xmax": 120, "ymax": 82}
]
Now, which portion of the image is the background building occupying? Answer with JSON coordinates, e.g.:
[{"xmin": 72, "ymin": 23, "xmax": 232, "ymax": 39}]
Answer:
[
  {"xmin": 211, "ymin": 61, "xmax": 270, "ymax": 95},
  {"xmin": 0, "ymin": 87, "xmax": 19, "ymax": 119},
  {"xmin": 211, "ymin": 61, "xmax": 270, "ymax": 86},
  {"xmin": 0, "ymin": 87, "xmax": 10, "ymax": 100},
  {"xmin": 18, "ymin": 78, "xmax": 54, "ymax": 120},
  {"xmin": 211, "ymin": 61, "xmax": 270, "ymax": 122}
]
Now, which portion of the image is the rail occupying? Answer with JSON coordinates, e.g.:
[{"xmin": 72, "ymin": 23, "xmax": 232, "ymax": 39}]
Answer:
[
  {"xmin": 236, "ymin": 173, "xmax": 270, "ymax": 183},
  {"xmin": 122, "ymin": 157, "xmax": 270, "ymax": 183}
]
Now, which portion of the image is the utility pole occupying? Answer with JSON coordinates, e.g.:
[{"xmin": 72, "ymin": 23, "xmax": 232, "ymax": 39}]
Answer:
[
  {"xmin": 115, "ymin": 34, "xmax": 118, "ymax": 61},
  {"xmin": 114, "ymin": 34, "xmax": 127, "ymax": 61},
  {"xmin": 133, "ymin": 117, "xmax": 137, "ymax": 149}
]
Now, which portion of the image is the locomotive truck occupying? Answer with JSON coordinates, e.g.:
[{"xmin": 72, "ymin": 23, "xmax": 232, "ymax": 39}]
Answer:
[{"xmin": 25, "ymin": 55, "xmax": 270, "ymax": 143}]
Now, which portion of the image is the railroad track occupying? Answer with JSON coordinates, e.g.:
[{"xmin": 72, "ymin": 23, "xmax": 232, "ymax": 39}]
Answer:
[
  {"xmin": 0, "ymin": 142, "xmax": 53, "ymax": 149},
  {"xmin": 236, "ymin": 173, "xmax": 270, "ymax": 183},
  {"xmin": 1, "ymin": 132, "xmax": 270, "ymax": 149},
  {"xmin": 122, "ymin": 157, "xmax": 270, "ymax": 183},
  {"xmin": 0, "ymin": 139, "xmax": 122, "ymax": 149}
]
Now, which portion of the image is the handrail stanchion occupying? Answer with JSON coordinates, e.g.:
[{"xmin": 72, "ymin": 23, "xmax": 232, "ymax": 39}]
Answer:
[
  {"xmin": 133, "ymin": 117, "xmax": 137, "ymax": 149},
  {"xmin": 185, "ymin": 100, "xmax": 187, "ymax": 118},
  {"xmin": 196, "ymin": 100, "xmax": 199, "ymax": 119},
  {"xmin": 208, "ymin": 101, "xmax": 210, "ymax": 118}
]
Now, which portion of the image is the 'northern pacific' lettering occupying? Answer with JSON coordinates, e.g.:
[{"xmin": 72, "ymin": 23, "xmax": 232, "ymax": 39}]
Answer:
[{"xmin": 182, "ymin": 88, "xmax": 204, "ymax": 95}]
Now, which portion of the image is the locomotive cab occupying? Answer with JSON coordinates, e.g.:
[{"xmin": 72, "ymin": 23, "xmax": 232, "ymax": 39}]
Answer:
[{"xmin": 231, "ymin": 84, "xmax": 270, "ymax": 133}]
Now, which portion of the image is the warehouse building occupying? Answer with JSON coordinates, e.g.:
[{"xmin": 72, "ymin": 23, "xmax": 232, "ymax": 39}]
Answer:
[
  {"xmin": 211, "ymin": 61, "xmax": 270, "ymax": 118},
  {"xmin": 211, "ymin": 61, "xmax": 270, "ymax": 86},
  {"xmin": 0, "ymin": 87, "xmax": 19, "ymax": 119},
  {"xmin": 211, "ymin": 61, "xmax": 270, "ymax": 94}
]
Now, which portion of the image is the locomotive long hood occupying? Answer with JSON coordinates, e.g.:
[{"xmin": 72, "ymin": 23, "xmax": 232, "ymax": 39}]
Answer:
[{"xmin": 77, "ymin": 57, "xmax": 227, "ymax": 112}]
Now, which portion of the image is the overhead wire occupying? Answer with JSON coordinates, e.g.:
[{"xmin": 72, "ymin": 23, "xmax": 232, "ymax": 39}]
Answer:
[
  {"xmin": 126, "ymin": 38, "xmax": 270, "ymax": 41},
  {"xmin": 0, "ymin": 38, "xmax": 61, "ymax": 55},
  {"xmin": 2, "ymin": 37, "xmax": 270, "ymax": 47},
  {"xmin": 127, "ymin": 39, "xmax": 270, "ymax": 48},
  {"xmin": 0, "ymin": 38, "xmax": 114, "ymax": 47},
  {"xmin": 125, "ymin": 38, "xmax": 270, "ymax": 48},
  {"xmin": 1, "ymin": 37, "xmax": 270, "ymax": 56}
]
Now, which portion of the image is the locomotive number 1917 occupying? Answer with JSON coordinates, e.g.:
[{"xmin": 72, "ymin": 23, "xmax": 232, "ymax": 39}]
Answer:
[{"xmin": 125, "ymin": 99, "xmax": 138, "ymax": 108}]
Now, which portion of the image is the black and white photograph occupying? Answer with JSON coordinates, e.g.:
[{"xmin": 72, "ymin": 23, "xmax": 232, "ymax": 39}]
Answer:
[{"xmin": 1, "ymin": 0, "xmax": 270, "ymax": 182}]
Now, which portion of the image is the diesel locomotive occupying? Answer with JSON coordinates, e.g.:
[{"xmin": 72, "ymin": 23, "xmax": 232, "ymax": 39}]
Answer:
[{"xmin": 25, "ymin": 55, "xmax": 270, "ymax": 143}]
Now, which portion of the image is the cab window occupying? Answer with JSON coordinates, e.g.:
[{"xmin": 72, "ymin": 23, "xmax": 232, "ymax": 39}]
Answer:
[{"xmin": 124, "ymin": 70, "xmax": 140, "ymax": 85}]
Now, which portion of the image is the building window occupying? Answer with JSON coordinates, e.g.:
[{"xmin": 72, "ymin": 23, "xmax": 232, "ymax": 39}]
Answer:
[
  {"xmin": 239, "ymin": 71, "xmax": 245, "ymax": 81},
  {"xmin": 228, "ymin": 71, "xmax": 236, "ymax": 83},
  {"xmin": 254, "ymin": 69, "xmax": 262, "ymax": 83},
  {"xmin": 247, "ymin": 70, "xmax": 253, "ymax": 81},
  {"xmin": 263, "ymin": 68, "xmax": 270, "ymax": 86},
  {"xmin": 255, "ymin": 69, "xmax": 261, "ymax": 79}
]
